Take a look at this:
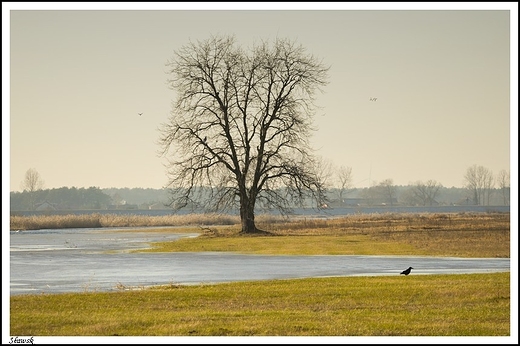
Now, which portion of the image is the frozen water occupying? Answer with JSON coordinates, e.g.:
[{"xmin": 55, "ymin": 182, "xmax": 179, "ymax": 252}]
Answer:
[{"xmin": 9, "ymin": 228, "xmax": 510, "ymax": 295}]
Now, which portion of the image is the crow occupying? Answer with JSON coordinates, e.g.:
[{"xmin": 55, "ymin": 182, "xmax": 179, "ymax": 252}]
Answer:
[{"xmin": 400, "ymin": 267, "xmax": 413, "ymax": 275}]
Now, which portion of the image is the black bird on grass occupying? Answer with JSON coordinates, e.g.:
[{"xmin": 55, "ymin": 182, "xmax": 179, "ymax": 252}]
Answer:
[{"xmin": 400, "ymin": 267, "xmax": 413, "ymax": 275}]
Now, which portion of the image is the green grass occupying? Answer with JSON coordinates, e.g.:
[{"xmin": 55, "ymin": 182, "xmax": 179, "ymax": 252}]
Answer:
[{"xmin": 10, "ymin": 273, "xmax": 510, "ymax": 336}]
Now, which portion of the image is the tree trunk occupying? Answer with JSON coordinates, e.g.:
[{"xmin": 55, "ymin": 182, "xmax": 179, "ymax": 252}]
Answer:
[
  {"xmin": 240, "ymin": 197, "xmax": 258, "ymax": 233},
  {"xmin": 239, "ymin": 188, "xmax": 269, "ymax": 234}
]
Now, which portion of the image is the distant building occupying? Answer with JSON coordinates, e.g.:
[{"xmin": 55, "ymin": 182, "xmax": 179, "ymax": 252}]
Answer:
[{"xmin": 34, "ymin": 201, "xmax": 57, "ymax": 211}]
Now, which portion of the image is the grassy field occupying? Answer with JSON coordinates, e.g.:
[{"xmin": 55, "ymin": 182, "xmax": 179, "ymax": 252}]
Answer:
[
  {"xmin": 10, "ymin": 273, "xmax": 510, "ymax": 336},
  {"xmin": 9, "ymin": 212, "xmax": 512, "ymax": 337}
]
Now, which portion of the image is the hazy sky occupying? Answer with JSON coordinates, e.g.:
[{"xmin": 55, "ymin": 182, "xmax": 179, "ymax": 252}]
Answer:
[{"xmin": 5, "ymin": 3, "xmax": 517, "ymax": 192}]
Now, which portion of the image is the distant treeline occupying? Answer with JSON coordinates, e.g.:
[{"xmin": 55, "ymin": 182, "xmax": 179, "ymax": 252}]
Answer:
[
  {"xmin": 9, "ymin": 187, "xmax": 169, "ymax": 212},
  {"xmin": 9, "ymin": 185, "xmax": 509, "ymax": 212}
]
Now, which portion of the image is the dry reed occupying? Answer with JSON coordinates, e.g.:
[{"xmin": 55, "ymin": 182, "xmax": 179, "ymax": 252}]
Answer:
[{"xmin": 10, "ymin": 212, "xmax": 509, "ymax": 235}]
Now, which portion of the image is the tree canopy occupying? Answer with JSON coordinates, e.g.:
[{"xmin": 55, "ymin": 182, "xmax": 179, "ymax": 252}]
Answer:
[{"xmin": 159, "ymin": 35, "xmax": 329, "ymax": 233}]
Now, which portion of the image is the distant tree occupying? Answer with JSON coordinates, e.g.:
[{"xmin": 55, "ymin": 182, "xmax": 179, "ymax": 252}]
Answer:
[
  {"xmin": 314, "ymin": 157, "xmax": 335, "ymax": 189},
  {"xmin": 312, "ymin": 157, "xmax": 336, "ymax": 208},
  {"xmin": 360, "ymin": 184, "xmax": 377, "ymax": 206},
  {"xmin": 360, "ymin": 179, "xmax": 396, "ymax": 206},
  {"xmin": 20, "ymin": 168, "xmax": 45, "ymax": 210},
  {"xmin": 496, "ymin": 169, "xmax": 510, "ymax": 206},
  {"xmin": 159, "ymin": 35, "xmax": 329, "ymax": 233},
  {"xmin": 378, "ymin": 178, "xmax": 397, "ymax": 206},
  {"xmin": 464, "ymin": 165, "xmax": 494, "ymax": 205},
  {"xmin": 39, "ymin": 186, "xmax": 112, "ymax": 210},
  {"xmin": 410, "ymin": 180, "xmax": 443, "ymax": 206},
  {"xmin": 111, "ymin": 193, "xmax": 125, "ymax": 206},
  {"xmin": 398, "ymin": 188, "xmax": 418, "ymax": 206},
  {"xmin": 82, "ymin": 187, "xmax": 112, "ymax": 209},
  {"xmin": 336, "ymin": 166, "xmax": 353, "ymax": 202},
  {"xmin": 20, "ymin": 168, "xmax": 44, "ymax": 193}
]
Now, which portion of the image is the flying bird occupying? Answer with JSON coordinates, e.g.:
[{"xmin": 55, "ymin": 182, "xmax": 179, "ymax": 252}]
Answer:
[
  {"xmin": 400, "ymin": 267, "xmax": 413, "ymax": 275},
  {"xmin": 370, "ymin": 98, "xmax": 377, "ymax": 102},
  {"xmin": 138, "ymin": 113, "xmax": 143, "ymax": 116}
]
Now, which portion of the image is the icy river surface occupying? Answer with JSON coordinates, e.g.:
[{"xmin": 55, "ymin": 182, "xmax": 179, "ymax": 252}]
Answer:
[{"xmin": 9, "ymin": 227, "xmax": 510, "ymax": 295}]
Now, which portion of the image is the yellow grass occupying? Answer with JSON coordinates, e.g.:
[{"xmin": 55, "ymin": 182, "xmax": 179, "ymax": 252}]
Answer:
[
  {"xmin": 138, "ymin": 212, "xmax": 510, "ymax": 258},
  {"xmin": 10, "ymin": 273, "xmax": 510, "ymax": 336}
]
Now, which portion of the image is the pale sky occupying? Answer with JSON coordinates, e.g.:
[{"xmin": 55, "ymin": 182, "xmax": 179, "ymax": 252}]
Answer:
[{"xmin": 4, "ymin": 3, "xmax": 517, "ymax": 192}]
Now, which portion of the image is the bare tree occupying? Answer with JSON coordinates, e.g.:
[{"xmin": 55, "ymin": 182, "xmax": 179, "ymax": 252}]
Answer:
[
  {"xmin": 410, "ymin": 180, "xmax": 443, "ymax": 206},
  {"xmin": 360, "ymin": 184, "xmax": 377, "ymax": 206},
  {"xmin": 20, "ymin": 168, "xmax": 45, "ymax": 210},
  {"xmin": 159, "ymin": 35, "xmax": 329, "ymax": 233},
  {"xmin": 496, "ymin": 169, "xmax": 510, "ymax": 206},
  {"xmin": 336, "ymin": 165, "xmax": 353, "ymax": 202},
  {"xmin": 464, "ymin": 164, "xmax": 494, "ymax": 205},
  {"xmin": 483, "ymin": 170, "xmax": 495, "ymax": 206},
  {"xmin": 361, "ymin": 179, "xmax": 396, "ymax": 206},
  {"xmin": 21, "ymin": 168, "xmax": 45, "ymax": 192},
  {"xmin": 314, "ymin": 156, "xmax": 335, "ymax": 189},
  {"xmin": 313, "ymin": 157, "xmax": 339, "ymax": 208},
  {"xmin": 378, "ymin": 178, "xmax": 397, "ymax": 206}
]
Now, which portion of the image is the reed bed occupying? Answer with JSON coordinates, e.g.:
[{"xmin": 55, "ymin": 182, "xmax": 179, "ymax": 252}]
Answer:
[
  {"xmin": 10, "ymin": 211, "xmax": 509, "ymax": 233},
  {"xmin": 9, "ymin": 213, "xmax": 243, "ymax": 230},
  {"xmin": 259, "ymin": 212, "xmax": 510, "ymax": 235}
]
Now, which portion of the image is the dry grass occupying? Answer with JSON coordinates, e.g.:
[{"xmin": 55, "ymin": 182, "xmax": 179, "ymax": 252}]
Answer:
[
  {"xmin": 10, "ymin": 212, "xmax": 510, "ymax": 258},
  {"xmin": 122, "ymin": 212, "xmax": 511, "ymax": 258},
  {"xmin": 258, "ymin": 212, "xmax": 510, "ymax": 235},
  {"xmin": 253, "ymin": 212, "xmax": 510, "ymax": 258},
  {"xmin": 10, "ymin": 211, "xmax": 508, "ymax": 233},
  {"xmin": 9, "ymin": 213, "xmax": 243, "ymax": 230}
]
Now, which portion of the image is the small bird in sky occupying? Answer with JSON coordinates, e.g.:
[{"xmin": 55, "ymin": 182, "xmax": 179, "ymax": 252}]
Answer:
[
  {"xmin": 138, "ymin": 113, "xmax": 143, "ymax": 116},
  {"xmin": 370, "ymin": 97, "xmax": 377, "ymax": 102},
  {"xmin": 400, "ymin": 267, "xmax": 413, "ymax": 275}
]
